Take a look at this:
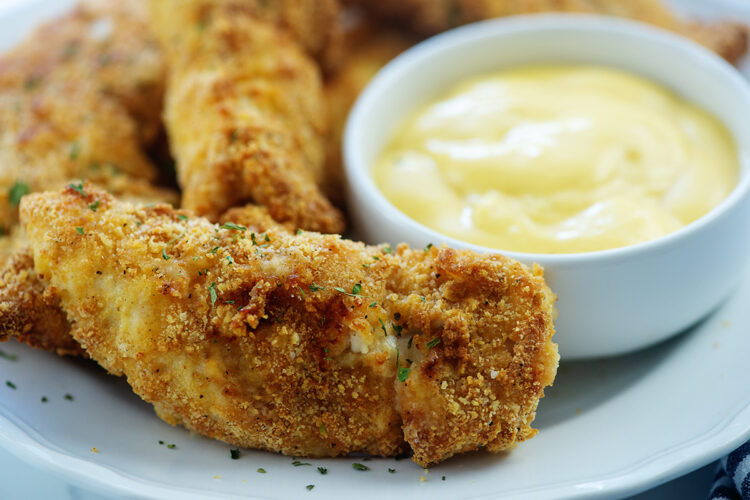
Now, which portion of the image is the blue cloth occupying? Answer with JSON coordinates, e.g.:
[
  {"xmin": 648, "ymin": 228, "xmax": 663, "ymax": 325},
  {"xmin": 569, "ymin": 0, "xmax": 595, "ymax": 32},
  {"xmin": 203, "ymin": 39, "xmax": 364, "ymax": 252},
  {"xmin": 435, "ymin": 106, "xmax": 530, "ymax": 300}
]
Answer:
[{"xmin": 709, "ymin": 440, "xmax": 750, "ymax": 499}]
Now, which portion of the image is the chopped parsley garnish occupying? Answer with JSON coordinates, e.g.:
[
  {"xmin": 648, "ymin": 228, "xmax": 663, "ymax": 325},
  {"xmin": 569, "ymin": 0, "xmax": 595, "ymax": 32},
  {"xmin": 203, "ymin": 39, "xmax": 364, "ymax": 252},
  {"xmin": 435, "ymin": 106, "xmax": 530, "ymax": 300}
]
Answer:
[
  {"xmin": 392, "ymin": 324, "xmax": 402, "ymax": 336},
  {"xmin": 296, "ymin": 229, "xmax": 303, "ymax": 235},
  {"xmin": 296, "ymin": 285, "xmax": 305, "ymax": 298},
  {"xmin": 88, "ymin": 201, "xmax": 100, "ymax": 212},
  {"xmin": 420, "ymin": 296, "xmax": 426, "ymax": 302},
  {"xmin": 334, "ymin": 287, "xmax": 361, "ymax": 298},
  {"xmin": 177, "ymin": 215, "xmax": 188, "ymax": 221},
  {"xmin": 0, "ymin": 350, "xmax": 18, "ymax": 361},
  {"xmin": 159, "ymin": 440, "xmax": 164, "ymax": 445},
  {"xmin": 230, "ymin": 449, "xmax": 240, "ymax": 460},
  {"xmin": 317, "ymin": 467, "xmax": 327, "ymax": 475},
  {"xmin": 442, "ymin": 475, "xmax": 446, "ymax": 481},
  {"xmin": 383, "ymin": 246, "xmax": 393, "ymax": 254},
  {"xmin": 368, "ymin": 302, "xmax": 377, "ymax": 308},
  {"xmin": 226, "ymin": 255, "xmax": 233, "ymax": 265},
  {"xmin": 69, "ymin": 142, "xmax": 81, "ymax": 160},
  {"xmin": 8, "ymin": 181, "xmax": 29, "ymax": 206},
  {"xmin": 407, "ymin": 336, "xmax": 414, "ymax": 349},
  {"xmin": 257, "ymin": 468, "xmax": 267, "ymax": 474},
  {"xmin": 162, "ymin": 248, "xmax": 170, "ymax": 260},
  {"xmin": 306, "ymin": 485, "xmax": 314, "ymax": 491},
  {"xmin": 352, "ymin": 463, "xmax": 370, "ymax": 471},
  {"xmin": 221, "ymin": 222, "xmax": 246, "ymax": 231},
  {"xmin": 396, "ymin": 349, "xmax": 410, "ymax": 383},
  {"xmin": 209, "ymin": 282, "xmax": 217, "ymax": 306},
  {"xmin": 318, "ymin": 424, "xmax": 327, "ymax": 435},
  {"xmin": 372, "ymin": 256, "xmax": 380, "ymax": 261},
  {"xmin": 388, "ymin": 468, "xmax": 396, "ymax": 473},
  {"xmin": 362, "ymin": 263, "xmax": 370, "ymax": 268},
  {"xmin": 166, "ymin": 443, "xmax": 176, "ymax": 449},
  {"xmin": 41, "ymin": 396, "xmax": 48, "ymax": 403},
  {"xmin": 75, "ymin": 227, "xmax": 84, "ymax": 235},
  {"xmin": 352, "ymin": 283, "xmax": 362, "ymax": 295},
  {"xmin": 6, "ymin": 380, "xmax": 16, "ymax": 389},
  {"xmin": 211, "ymin": 246, "xmax": 220, "ymax": 254},
  {"xmin": 425, "ymin": 243, "xmax": 433, "ymax": 251},
  {"xmin": 64, "ymin": 393, "xmax": 74, "ymax": 401},
  {"xmin": 68, "ymin": 182, "xmax": 86, "ymax": 196},
  {"xmin": 265, "ymin": 234, "xmax": 271, "ymax": 242},
  {"xmin": 426, "ymin": 338, "xmax": 441, "ymax": 349},
  {"xmin": 378, "ymin": 318, "xmax": 387, "ymax": 337},
  {"xmin": 292, "ymin": 461, "xmax": 311, "ymax": 466},
  {"xmin": 309, "ymin": 283, "xmax": 325, "ymax": 292}
]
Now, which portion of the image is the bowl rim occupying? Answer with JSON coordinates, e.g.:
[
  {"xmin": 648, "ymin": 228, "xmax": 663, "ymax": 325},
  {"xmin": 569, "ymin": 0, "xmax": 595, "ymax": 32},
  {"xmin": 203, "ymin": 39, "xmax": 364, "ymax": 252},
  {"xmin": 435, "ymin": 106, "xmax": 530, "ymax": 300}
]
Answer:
[{"xmin": 344, "ymin": 14, "xmax": 750, "ymax": 266}]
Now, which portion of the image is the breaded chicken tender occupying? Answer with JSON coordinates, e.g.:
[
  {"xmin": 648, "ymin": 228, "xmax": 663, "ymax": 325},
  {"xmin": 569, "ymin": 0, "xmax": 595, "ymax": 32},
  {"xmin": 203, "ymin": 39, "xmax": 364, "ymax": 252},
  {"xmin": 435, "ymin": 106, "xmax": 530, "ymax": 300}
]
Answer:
[
  {"xmin": 151, "ymin": 0, "xmax": 345, "ymax": 232},
  {"xmin": 0, "ymin": 249, "xmax": 82, "ymax": 357},
  {"xmin": 17, "ymin": 184, "xmax": 557, "ymax": 466},
  {"xmin": 0, "ymin": 0, "xmax": 165, "ymax": 146},
  {"xmin": 323, "ymin": 22, "xmax": 417, "ymax": 203},
  {"xmin": 352, "ymin": 0, "xmax": 748, "ymax": 64}
]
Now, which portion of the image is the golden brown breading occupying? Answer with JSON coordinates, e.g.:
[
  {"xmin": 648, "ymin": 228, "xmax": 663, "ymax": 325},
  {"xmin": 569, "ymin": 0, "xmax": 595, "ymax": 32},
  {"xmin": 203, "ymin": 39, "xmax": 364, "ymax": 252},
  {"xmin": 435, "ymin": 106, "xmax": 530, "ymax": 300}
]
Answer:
[
  {"xmin": 151, "ymin": 0, "xmax": 345, "ymax": 233},
  {"xmin": 0, "ymin": 80, "xmax": 176, "ymax": 244},
  {"xmin": 0, "ymin": 249, "xmax": 82, "ymax": 357},
  {"xmin": 17, "ymin": 184, "xmax": 557, "ymax": 466},
  {"xmin": 0, "ymin": 0, "xmax": 165, "ymax": 146},
  {"xmin": 352, "ymin": 0, "xmax": 748, "ymax": 64},
  {"xmin": 323, "ymin": 23, "xmax": 418, "ymax": 204}
]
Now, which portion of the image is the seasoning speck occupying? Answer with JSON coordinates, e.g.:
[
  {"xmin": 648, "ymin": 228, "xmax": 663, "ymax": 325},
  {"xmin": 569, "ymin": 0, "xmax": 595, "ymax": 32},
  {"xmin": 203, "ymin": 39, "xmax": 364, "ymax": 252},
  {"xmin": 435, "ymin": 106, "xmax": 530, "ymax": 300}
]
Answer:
[
  {"xmin": 306, "ymin": 485, "xmax": 314, "ymax": 491},
  {"xmin": 64, "ymin": 393, "xmax": 74, "ymax": 401},
  {"xmin": 6, "ymin": 380, "xmax": 16, "ymax": 389},
  {"xmin": 352, "ymin": 463, "xmax": 369, "ymax": 471},
  {"xmin": 257, "ymin": 468, "xmax": 266, "ymax": 474},
  {"xmin": 230, "ymin": 448, "xmax": 240, "ymax": 460}
]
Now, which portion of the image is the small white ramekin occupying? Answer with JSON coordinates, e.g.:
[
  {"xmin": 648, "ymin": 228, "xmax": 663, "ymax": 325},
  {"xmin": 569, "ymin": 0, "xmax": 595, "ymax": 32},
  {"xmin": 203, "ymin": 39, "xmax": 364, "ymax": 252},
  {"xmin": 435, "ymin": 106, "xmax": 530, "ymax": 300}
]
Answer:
[{"xmin": 344, "ymin": 15, "xmax": 750, "ymax": 360}]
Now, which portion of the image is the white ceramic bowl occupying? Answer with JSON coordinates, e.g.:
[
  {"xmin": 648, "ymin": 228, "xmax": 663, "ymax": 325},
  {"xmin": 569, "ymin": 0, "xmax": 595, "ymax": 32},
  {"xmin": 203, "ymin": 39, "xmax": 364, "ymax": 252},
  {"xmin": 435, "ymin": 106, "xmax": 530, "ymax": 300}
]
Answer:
[{"xmin": 344, "ymin": 15, "xmax": 750, "ymax": 360}]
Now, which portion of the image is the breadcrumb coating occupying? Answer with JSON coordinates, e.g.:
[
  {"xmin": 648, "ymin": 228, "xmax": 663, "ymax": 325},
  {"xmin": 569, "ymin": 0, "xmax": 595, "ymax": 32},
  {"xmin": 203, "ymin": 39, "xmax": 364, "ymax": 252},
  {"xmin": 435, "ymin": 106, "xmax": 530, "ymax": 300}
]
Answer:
[
  {"xmin": 0, "ymin": 0, "xmax": 165, "ymax": 146},
  {"xmin": 352, "ymin": 0, "xmax": 748, "ymax": 64},
  {"xmin": 19, "ymin": 184, "xmax": 557, "ymax": 466},
  {"xmin": 151, "ymin": 0, "xmax": 345, "ymax": 232}
]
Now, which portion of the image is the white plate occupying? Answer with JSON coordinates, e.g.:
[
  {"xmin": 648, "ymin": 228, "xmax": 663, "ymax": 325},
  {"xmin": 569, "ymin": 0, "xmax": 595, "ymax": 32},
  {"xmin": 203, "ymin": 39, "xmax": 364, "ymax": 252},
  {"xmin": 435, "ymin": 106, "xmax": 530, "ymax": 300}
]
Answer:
[{"xmin": 2, "ymin": 0, "xmax": 750, "ymax": 499}]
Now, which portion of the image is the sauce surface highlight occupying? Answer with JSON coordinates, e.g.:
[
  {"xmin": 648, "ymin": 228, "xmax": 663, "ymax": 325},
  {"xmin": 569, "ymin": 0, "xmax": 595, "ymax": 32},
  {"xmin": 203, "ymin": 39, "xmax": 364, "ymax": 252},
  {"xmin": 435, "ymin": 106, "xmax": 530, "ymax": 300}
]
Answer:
[{"xmin": 373, "ymin": 65, "xmax": 739, "ymax": 254}]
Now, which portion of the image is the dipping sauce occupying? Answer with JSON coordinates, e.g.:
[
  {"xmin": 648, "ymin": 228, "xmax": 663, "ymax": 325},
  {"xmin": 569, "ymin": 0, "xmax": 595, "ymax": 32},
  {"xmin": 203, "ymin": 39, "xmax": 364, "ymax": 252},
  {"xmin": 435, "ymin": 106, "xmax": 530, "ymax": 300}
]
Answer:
[{"xmin": 373, "ymin": 65, "xmax": 739, "ymax": 254}]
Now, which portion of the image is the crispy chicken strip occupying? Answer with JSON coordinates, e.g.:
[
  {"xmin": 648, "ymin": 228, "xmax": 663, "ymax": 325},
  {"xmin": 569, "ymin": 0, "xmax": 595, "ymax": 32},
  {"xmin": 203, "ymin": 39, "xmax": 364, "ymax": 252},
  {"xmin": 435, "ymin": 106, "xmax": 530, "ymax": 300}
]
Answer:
[
  {"xmin": 0, "ymin": 249, "xmax": 82, "ymax": 357},
  {"xmin": 18, "ymin": 184, "xmax": 557, "ymax": 466},
  {"xmin": 150, "ymin": 0, "xmax": 345, "ymax": 232},
  {"xmin": 323, "ymin": 22, "xmax": 418, "ymax": 204},
  {"xmin": 0, "ymin": 0, "xmax": 165, "ymax": 146},
  {"xmin": 352, "ymin": 0, "xmax": 748, "ymax": 64}
]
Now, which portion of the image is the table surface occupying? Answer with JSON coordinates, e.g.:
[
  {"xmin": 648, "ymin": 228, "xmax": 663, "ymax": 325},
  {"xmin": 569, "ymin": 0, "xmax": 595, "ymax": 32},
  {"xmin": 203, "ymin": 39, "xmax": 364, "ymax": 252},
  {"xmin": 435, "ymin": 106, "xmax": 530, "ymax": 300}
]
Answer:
[{"xmin": 0, "ymin": 0, "xmax": 738, "ymax": 498}]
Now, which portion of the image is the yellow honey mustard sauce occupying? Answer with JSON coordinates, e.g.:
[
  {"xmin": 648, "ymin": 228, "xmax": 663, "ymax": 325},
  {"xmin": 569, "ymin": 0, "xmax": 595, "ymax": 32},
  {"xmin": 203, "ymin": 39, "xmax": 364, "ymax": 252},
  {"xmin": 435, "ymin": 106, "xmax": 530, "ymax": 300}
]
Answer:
[{"xmin": 373, "ymin": 65, "xmax": 739, "ymax": 254}]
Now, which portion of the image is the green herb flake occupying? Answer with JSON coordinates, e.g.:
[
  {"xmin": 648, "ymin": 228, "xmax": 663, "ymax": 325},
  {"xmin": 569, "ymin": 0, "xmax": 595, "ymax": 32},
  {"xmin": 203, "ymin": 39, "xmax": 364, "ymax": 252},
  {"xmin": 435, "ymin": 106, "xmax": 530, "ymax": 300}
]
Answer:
[
  {"xmin": 398, "ymin": 366, "xmax": 410, "ymax": 382},
  {"xmin": 211, "ymin": 246, "xmax": 221, "ymax": 254},
  {"xmin": 265, "ymin": 234, "xmax": 271, "ymax": 242},
  {"xmin": 392, "ymin": 324, "xmax": 403, "ymax": 336},
  {"xmin": 318, "ymin": 424, "xmax": 327, "ymax": 435},
  {"xmin": 368, "ymin": 302, "xmax": 377, "ymax": 308},
  {"xmin": 64, "ymin": 393, "xmax": 74, "ymax": 401},
  {"xmin": 68, "ymin": 182, "xmax": 86, "ymax": 196},
  {"xmin": 69, "ymin": 142, "xmax": 81, "ymax": 160},
  {"xmin": 177, "ymin": 215, "xmax": 188, "ymax": 221},
  {"xmin": 317, "ymin": 466, "xmax": 327, "ymax": 475},
  {"xmin": 426, "ymin": 337, "xmax": 441, "ymax": 349},
  {"xmin": 88, "ymin": 201, "xmax": 100, "ymax": 212},
  {"xmin": 159, "ymin": 440, "xmax": 164, "ymax": 445},
  {"xmin": 296, "ymin": 285, "xmax": 305, "ymax": 298},
  {"xmin": 162, "ymin": 248, "xmax": 170, "ymax": 260},
  {"xmin": 296, "ymin": 229, "xmax": 303, "ymax": 235},
  {"xmin": 0, "ymin": 350, "xmax": 18, "ymax": 361},
  {"xmin": 309, "ymin": 283, "xmax": 325, "ymax": 292},
  {"xmin": 41, "ymin": 396, "xmax": 48, "ymax": 403},
  {"xmin": 378, "ymin": 318, "xmax": 387, "ymax": 337},
  {"xmin": 230, "ymin": 449, "xmax": 240, "ymax": 460},
  {"xmin": 292, "ymin": 461, "xmax": 311, "ymax": 467},
  {"xmin": 6, "ymin": 380, "xmax": 16, "ymax": 389},
  {"xmin": 166, "ymin": 443, "xmax": 176, "ymax": 449},
  {"xmin": 362, "ymin": 263, "xmax": 370, "ymax": 268},
  {"xmin": 75, "ymin": 227, "xmax": 84, "ymax": 235},
  {"xmin": 221, "ymin": 222, "xmax": 246, "ymax": 232},
  {"xmin": 209, "ymin": 283, "xmax": 217, "ymax": 306},
  {"xmin": 442, "ymin": 475, "xmax": 446, "ymax": 481},
  {"xmin": 383, "ymin": 246, "xmax": 393, "ymax": 254},
  {"xmin": 424, "ymin": 243, "xmax": 433, "ymax": 251},
  {"xmin": 226, "ymin": 255, "xmax": 233, "ymax": 265},
  {"xmin": 306, "ymin": 485, "xmax": 314, "ymax": 491},
  {"xmin": 421, "ymin": 296, "xmax": 426, "ymax": 302},
  {"xmin": 352, "ymin": 463, "xmax": 370, "ymax": 471},
  {"xmin": 8, "ymin": 181, "xmax": 29, "ymax": 206},
  {"xmin": 257, "ymin": 468, "xmax": 266, "ymax": 474},
  {"xmin": 352, "ymin": 283, "xmax": 362, "ymax": 295},
  {"xmin": 407, "ymin": 336, "xmax": 414, "ymax": 349},
  {"xmin": 388, "ymin": 468, "xmax": 396, "ymax": 473}
]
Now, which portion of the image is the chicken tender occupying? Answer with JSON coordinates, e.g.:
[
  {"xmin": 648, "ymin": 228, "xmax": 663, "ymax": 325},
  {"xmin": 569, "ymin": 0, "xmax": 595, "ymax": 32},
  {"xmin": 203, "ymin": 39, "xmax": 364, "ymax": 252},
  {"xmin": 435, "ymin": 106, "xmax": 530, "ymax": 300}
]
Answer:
[
  {"xmin": 323, "ymin": 23, "xmax": 417, "ymax": 204},
  {"xmin": 0, "ymin": 0, "xmax": 165, "ymax": 146},
  {"xmin": 151, "ymin": 0, "xmax": 345, "ymax": 232},
  {"xmin": 352, "ymin": 0, "xmax": 748, "ymax": 64},
  {"xmin": 17, "ymin": 184, "xmax": 557, "ymax": 466}
]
